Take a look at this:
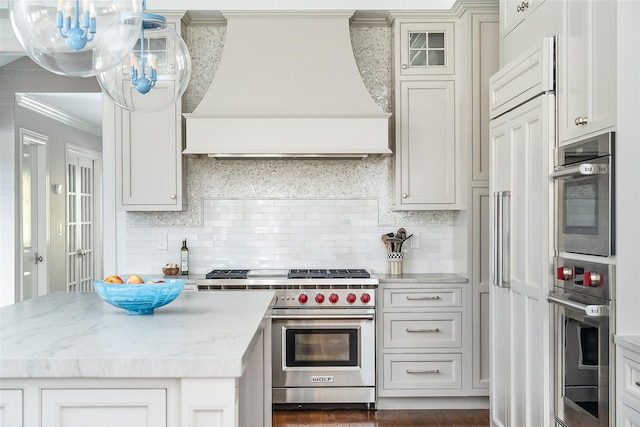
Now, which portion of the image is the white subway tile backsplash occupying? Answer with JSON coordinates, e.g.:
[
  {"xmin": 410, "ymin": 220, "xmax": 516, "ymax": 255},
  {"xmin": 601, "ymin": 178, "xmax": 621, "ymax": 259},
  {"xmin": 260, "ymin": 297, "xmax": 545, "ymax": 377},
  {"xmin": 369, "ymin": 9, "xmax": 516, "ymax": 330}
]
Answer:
[{"xmin": 123, "ymin": 198, "xmax": 457, "ymax": 275}]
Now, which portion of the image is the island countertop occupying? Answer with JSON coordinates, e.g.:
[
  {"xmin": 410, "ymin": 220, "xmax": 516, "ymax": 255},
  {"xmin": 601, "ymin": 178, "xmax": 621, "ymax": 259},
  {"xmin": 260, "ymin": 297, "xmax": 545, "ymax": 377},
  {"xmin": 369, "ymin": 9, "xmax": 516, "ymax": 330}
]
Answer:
[{"xmin": 0, "ymin": 290, "xmax": 275, "ymax": 379}]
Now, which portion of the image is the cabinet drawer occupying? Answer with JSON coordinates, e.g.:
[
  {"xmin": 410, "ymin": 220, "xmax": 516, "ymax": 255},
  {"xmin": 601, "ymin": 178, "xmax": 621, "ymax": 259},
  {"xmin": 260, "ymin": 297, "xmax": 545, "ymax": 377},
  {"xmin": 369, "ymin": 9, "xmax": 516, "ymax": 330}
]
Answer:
[
  {"xmin": 621, "ymin": 354, "xmax": 640, "ymax": 403},
  {"xmin": 383, "ymin": 312, "xmax": 462, "ymax": 349},
  {"xmin": 382, "ymin": 353, "xmax": 462, "ymax": 391},
  {"xmin": 383, "ymin": 288, "xmax": 462, "ymax": 309}
]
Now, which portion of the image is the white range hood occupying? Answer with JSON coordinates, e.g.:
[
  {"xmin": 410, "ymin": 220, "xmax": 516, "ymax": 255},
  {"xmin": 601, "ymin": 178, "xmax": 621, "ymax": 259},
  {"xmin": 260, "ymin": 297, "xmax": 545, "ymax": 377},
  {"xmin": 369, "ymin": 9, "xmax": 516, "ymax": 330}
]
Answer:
[{"xmin": 183, "ymin": 11, "xmax": 392, "ymax": 158}]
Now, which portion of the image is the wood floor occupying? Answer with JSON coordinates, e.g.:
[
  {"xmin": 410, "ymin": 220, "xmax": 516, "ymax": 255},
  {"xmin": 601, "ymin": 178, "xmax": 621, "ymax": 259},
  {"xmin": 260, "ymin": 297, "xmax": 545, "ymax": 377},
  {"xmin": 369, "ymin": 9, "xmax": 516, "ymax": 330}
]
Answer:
[{"xmin": 272, "ymin": 409, "xmax": 490, "ymax": 427}]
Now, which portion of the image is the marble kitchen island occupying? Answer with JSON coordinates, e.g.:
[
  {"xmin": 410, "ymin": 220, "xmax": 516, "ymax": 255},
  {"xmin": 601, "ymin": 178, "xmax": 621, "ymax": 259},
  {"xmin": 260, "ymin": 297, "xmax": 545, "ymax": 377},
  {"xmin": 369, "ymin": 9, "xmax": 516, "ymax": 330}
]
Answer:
[{"xmin": 0, "ymin": 290, "xmax": 275, "ymax": 427}]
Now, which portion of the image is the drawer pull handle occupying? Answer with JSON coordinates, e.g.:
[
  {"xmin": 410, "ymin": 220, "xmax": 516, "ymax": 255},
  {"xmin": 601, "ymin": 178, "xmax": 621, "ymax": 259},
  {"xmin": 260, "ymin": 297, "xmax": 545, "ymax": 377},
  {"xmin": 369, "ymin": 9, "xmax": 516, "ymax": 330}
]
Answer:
[
  {"xmin": 406, "ymin": 295, "xmax": 441, "ymax": 301},
  {"xmin": 406, "ymin": 328, "xmax": 440, "ymax": 333},
  {"xmin": 636, "ymin": 381, "xmax": 640, "ymax": 387},
  {"xmin": 406, "ymin": 369, "xmax": 440, "ymax": 374}
]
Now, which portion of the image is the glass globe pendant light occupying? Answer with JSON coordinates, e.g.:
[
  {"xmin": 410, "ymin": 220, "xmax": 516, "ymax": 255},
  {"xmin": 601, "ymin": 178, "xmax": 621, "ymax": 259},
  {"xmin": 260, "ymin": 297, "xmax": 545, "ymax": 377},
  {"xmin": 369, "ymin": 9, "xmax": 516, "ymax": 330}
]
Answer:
[
  {"xmin": 8, "ymin": 0, "xmax": 143, "ymax": 77},
  {"xmin": 97, "ymin": 0, "xmax": 191, "ymax": 113}
]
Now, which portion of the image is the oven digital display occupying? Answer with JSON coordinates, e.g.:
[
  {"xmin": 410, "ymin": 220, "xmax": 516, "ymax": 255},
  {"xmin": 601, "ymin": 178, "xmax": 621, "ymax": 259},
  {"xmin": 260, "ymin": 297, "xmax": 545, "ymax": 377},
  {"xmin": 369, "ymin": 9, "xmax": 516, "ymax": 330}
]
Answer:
[{"xmin": 285, "ymin": 329, "xmax": 358, "ymax": 367}]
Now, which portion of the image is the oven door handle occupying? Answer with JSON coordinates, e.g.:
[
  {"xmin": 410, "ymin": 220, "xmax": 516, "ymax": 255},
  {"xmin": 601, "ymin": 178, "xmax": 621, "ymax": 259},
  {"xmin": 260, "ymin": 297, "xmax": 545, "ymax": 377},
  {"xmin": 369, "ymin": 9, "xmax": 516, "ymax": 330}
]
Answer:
[
  {"xmin": 546, "ymin": 293, "xmax": 609, "ymax": 317},
  {"xmin": 271, "ymin": 313, "xmax": 375, "ymax": 321},
  {"xmin": 551, "ymin": 163, "xmax": 608, "ymax": 179}
]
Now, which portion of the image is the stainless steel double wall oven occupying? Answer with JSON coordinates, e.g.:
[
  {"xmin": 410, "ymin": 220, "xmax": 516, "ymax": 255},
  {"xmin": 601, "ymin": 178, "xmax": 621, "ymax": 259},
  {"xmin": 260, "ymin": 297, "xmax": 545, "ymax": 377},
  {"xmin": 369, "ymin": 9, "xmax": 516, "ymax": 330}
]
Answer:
[{"xmin": 549, "ymin": 131, "xmax": 616, "ymax": 427}]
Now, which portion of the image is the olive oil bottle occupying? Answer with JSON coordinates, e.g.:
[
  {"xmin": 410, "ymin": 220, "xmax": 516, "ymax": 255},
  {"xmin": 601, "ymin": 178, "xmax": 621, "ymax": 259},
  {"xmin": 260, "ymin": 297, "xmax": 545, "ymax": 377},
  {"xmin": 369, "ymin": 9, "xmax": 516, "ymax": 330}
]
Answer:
[{"xmin": 180, "ymin": 238, "xmax": 189, "ymax": 275}]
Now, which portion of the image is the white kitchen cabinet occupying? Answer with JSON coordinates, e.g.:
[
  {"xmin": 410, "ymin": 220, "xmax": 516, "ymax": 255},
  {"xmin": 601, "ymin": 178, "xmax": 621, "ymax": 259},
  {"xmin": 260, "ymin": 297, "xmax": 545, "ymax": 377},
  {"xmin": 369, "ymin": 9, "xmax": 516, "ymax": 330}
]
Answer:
[
  {"xmin": 557, "ymin": 0, "xmax": 615, "ymax": 145},
  {"xmin": 501, "ymin": 0, "xmax": 547, "ymax": 39},
  {"xmin": 378, "ymin": 283, "xmax": 467, "ymax": 398},
  {"xmin": 489, "ymin": 89, "xmax": 554, "ymax": 427},
  {"xmin": 41, "ymin": 388, "xmax": 166, "ymax": 426},
  {"xmin": 394, "ymin": 80, "xmax": 458, "ymax": 209},
  {"xmin": 0, "ymin": 389, "xmax": 22, "ymax": 427},
  {"xmin": 616, "ymin": 343, "xmax": 640, "ymax": 427},
  {"xmin": 390, "ymin": 14, "xmax": 461, "ymax": 211},
  {"xmin": 110, "ymin": 14, "xmax": 187, "ymax": 211}
]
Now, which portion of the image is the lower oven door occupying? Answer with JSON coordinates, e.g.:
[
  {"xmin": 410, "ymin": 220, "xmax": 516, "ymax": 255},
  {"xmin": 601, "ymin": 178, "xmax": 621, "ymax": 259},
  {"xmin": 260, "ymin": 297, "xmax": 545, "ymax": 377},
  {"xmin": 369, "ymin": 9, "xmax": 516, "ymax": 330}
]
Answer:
[
  {"xmin": 549, "ymin": 293, "xmax": 611, "ymax": 427},
  {"xmin": 271, "ymin": 309, "xmax": 375, "ymax": 404}
]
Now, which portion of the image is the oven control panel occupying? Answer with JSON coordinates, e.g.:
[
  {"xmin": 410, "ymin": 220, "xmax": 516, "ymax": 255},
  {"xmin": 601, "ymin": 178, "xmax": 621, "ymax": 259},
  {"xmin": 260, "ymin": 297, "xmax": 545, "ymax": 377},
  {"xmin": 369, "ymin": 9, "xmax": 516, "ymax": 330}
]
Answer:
[
  {"xmin": 274, "ymin": 289, "xmax": 376, "ymax": 308},
  {"xmin": 554, "ymin": 257, "xmax": 614, "ymax": 300}
]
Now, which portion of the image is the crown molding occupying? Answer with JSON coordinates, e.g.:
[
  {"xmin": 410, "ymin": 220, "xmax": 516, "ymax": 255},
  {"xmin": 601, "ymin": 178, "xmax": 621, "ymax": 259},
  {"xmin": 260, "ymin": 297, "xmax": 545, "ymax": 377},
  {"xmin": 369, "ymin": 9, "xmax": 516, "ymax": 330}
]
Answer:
[{"xmin": 16, "ymin": 94, "xmax": 101, "ymax": 137}]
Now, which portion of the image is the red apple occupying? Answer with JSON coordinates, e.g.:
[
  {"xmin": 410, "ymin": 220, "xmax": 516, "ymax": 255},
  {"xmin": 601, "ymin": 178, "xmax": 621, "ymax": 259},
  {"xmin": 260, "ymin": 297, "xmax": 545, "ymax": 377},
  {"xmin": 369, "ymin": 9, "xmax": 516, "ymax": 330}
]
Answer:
[{"xmin": 103, "ymin": 275, "xmax": 124, "ymax": 284}]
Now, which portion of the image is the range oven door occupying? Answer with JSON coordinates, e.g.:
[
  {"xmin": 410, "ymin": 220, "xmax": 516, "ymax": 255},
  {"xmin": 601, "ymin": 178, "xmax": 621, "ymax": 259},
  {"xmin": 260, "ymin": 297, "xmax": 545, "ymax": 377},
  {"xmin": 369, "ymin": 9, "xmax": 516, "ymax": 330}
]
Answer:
[
  {"xmin": 548, "ymin": 292, "xmax": 611, "ymax": 427},
  {"xmin": 271, "ymin": 309, "xmax": 375, "ymax": 390}
]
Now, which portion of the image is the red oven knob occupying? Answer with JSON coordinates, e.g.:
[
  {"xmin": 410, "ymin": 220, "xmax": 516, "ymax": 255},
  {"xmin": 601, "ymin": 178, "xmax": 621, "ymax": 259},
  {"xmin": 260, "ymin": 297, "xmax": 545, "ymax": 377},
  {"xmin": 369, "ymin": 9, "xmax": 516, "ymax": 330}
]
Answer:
[
  {"xmin": 329, "ymin": 293, "xmax": 339, "ymax": 304},
  {"xmin": 298, "ymin": 293, "xmax": 308, "ymax": 304},
  {"xmin": 315, "ymin": 293, "xmax": 325, "ymax": 304},
  {"xmin": 557, "ymin": 266, "xmax": 574, "ymax": 281},
  {"xmin": 346, "ymin": 293, "xmax": 357, "ymax": 304},
  {"xmin": 583, "ymin": 272, "xmax": 602, "ymax": 287},
  {"xmin": 360, "ymin": 293, "xmax": 371, "ymax": 304}
]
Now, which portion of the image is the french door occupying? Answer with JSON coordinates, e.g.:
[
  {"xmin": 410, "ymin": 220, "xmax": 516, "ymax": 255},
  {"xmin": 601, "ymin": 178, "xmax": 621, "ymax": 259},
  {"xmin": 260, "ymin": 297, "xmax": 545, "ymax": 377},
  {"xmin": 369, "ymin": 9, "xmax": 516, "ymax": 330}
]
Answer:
[{"xmin": 66, "ymin": 145, "xmax": 102, "ymax": 291}]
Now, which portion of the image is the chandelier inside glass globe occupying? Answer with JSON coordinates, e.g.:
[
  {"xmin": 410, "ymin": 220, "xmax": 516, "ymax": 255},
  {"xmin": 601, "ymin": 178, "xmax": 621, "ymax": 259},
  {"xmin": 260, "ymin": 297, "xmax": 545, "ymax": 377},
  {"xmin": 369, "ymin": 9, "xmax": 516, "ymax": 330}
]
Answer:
[
  {"xmin": 9, "ymin": 0, "xmax": 143, "ymax": 77},
  {"xmin": 98, "ymin": 18, "xmax": 191, "ymax": 113}
]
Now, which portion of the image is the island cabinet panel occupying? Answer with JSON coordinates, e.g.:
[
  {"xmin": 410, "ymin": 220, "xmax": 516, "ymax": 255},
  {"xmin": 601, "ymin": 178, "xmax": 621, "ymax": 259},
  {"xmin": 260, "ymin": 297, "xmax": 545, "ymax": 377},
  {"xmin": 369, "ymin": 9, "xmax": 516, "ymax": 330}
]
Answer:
[
  {"xmin": 0, "ymin": 389, "xmax": 22, "ymax": 427},
  {"xmin": 41, "ymin": 388, "xmax": 167, "ymax": 427}
]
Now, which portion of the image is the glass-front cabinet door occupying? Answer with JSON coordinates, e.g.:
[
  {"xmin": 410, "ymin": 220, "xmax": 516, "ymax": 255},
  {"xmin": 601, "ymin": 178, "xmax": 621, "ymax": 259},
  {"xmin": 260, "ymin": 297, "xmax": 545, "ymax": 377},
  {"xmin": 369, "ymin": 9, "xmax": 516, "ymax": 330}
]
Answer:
[{"xmin": 399, "ymin": 22, "xmax": 454, "ymax": 75}]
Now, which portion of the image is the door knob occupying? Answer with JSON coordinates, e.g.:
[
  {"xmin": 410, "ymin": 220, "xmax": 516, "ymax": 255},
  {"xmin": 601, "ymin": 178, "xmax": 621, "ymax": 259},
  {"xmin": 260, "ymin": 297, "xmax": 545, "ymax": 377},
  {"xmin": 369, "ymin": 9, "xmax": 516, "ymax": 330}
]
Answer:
[{"xmin": 35, "ymin": 254, "xmax": 44, "ymax": 263}]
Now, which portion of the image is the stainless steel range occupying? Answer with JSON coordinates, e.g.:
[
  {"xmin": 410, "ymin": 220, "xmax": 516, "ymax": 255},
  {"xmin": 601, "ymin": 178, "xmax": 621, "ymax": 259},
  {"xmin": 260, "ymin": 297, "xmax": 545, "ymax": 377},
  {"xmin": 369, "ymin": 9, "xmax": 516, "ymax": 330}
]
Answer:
[{"xmin": 200, "ymin": 268, "xmax": 378, "ymax": 407}]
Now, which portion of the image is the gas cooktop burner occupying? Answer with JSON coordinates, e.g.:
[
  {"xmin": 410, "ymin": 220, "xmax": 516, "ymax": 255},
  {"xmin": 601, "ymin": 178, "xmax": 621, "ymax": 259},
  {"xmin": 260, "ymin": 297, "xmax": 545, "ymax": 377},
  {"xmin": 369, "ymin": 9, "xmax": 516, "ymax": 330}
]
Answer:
[
  {"xmin": 287, "ymin": 269, "xmax": 371, "ymax": 279},
  {"xmin": 205, "ymin": 268, "xmax": 371, "ymax": 280},
  {"xmin": 205, "ymin": 269, "xmax": 249, "ymax": 279}
]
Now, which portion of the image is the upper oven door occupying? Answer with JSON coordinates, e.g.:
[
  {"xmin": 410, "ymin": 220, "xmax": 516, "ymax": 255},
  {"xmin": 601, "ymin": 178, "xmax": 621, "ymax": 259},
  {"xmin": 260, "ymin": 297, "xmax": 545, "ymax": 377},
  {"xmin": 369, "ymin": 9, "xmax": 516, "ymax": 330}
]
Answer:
[
  {"xmin": 550, "ymin": 292, "xmax": 611, "ymax": 427},
  {"xmin": 553, "ymin": 155, "xmax": 613, "ymax": 257}
]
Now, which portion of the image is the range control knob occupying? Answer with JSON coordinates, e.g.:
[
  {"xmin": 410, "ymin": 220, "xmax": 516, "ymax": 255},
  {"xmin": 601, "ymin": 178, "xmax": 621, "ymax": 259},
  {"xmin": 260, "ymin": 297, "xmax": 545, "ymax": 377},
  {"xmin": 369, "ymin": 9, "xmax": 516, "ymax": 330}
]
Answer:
[
  {"xmin": 329, "ymin": 293, "xmax": 339, "ymax": 304},
  {"xmin": 360, "ymin": 293, "xmax": 371, "ymax": 304},
  {"xmin": 583, "ymin": 272, "xmax": 602, "ymax": 287},
  {"xmin": 346, "ymin": 293, "xmax": 357, "ymax": 304},
  {"xmin": 557, "ymin": 266, "xmax": 574, "ymax": 281},
  {"xmin": 315, "ymin": 293, "xmax": 325, "ymax": 304},
  {"xmin": 298, "ymin": 293, "xmax": 308, "ymax": 304}
]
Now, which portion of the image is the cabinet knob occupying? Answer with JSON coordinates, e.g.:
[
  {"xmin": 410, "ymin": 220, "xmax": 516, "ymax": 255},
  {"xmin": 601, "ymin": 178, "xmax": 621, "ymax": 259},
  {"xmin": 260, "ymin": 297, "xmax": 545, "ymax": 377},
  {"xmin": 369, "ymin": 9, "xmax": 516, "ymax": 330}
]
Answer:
[
  {"xmin": 402, "ymin": 193, "xmax": 408, "ymax": 198},
  {"xmin": 574, "ymin": 116, "xmax": 589, "ymax": 126},
  {"xmin": 170, "ymin": 194, "xmax": 176, "ymax": 199},
  {"xmin": 402, "ymin": 64, "xmax": 408, "ymax": 69},
  {"xmin": 517, "ymin": 1, "xmax": 529, "ymax": 11}
]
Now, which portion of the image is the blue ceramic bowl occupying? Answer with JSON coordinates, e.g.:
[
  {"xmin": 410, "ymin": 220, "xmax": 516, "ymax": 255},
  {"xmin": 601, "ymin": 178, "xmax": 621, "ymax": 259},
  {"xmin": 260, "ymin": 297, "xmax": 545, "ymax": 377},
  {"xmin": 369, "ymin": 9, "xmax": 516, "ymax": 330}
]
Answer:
[{"xmin": 93, "ymin": 278, "xmax": 185, "ymax": 315}]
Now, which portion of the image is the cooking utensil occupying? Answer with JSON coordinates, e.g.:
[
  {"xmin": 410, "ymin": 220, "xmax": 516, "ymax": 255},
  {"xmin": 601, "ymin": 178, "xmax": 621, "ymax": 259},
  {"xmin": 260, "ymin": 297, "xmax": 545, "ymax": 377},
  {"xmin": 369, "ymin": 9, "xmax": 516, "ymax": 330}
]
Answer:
[{"xmin": 381, "ymin": 235, "xmax": 393, "ymax": 252}]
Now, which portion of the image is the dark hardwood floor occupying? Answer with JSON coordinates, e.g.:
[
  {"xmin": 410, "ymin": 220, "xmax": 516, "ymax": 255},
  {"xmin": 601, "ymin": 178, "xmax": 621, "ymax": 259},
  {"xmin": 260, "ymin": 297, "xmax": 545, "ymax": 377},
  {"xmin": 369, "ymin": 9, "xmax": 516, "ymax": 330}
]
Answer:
[{"xmin": 272, "ymin": 409, "xmax": 490, "ymax": 427}]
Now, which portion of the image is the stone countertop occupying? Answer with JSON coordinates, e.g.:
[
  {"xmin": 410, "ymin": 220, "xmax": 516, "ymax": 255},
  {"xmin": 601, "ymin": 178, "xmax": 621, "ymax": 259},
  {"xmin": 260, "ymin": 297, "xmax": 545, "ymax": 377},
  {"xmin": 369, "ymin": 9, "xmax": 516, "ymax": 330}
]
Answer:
[
  {"xmin": 374, "ymin": 273, "xmax": 468, "ymax": 283},
  {"xmin": 615, "ymin": 335, "xmax": 640, "ymax": 354},
  {"xmin": 0, "ymin": 291, "xmax": 275, "ymax": 379}
]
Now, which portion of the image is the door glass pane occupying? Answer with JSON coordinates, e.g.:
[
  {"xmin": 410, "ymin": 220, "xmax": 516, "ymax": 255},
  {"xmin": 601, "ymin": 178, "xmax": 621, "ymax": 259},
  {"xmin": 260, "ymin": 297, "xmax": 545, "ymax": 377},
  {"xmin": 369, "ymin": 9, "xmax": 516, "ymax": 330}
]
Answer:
[
  {"xmin": 428, "ymin": 50, "xmax": 445, "ymax": 66},
  {"xmin": 285, "ymin": 329, "xmax": 358, "ymax": 367},
  {"xmin": 409, "ymin": 32, "xmax": 426, "ymax": 49},
  {"xmin": 428, "ymin": 32, "xmax": 445, "ymax": 48},
  {"xmin": 410, "ymin": 50, "xmax": 427, "ymax": 67}
]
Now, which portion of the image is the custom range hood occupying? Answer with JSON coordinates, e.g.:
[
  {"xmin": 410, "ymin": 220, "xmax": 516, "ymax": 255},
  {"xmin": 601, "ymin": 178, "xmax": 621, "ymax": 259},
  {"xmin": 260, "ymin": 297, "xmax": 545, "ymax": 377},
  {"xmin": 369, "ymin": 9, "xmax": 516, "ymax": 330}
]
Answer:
[{"xmin": 183, "ymin": 11, "xmax": 392, "ymax": 158}]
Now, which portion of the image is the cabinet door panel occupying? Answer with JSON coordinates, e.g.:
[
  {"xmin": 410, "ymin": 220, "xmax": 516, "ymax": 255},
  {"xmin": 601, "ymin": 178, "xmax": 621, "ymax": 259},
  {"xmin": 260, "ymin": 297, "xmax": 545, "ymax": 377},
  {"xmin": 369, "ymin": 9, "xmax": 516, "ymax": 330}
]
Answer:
[
  {"xmin": 558, "ymin": 0, "xmax": 615, "ymax": 144},
  {"xmin": 0, "ymin": 389, "xmax": 22, "ymax": 427},
  {"xmin": 399, "ymin": 22, "xmax": 455, "ymax": 75},
  {"xmin": 41, "ymin": 388, "xmax": 166, "ymax": 427},
  {"xmin": 397, "ymin": 80, "xmax": 456, "ymax": 207}
]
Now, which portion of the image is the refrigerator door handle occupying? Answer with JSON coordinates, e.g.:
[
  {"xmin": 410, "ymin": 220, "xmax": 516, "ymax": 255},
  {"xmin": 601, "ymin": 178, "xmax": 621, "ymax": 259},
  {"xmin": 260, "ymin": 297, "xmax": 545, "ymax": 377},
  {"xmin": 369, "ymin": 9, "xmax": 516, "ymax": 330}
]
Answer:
[{"xmin": 493, "ymin": 191, "xmax": 511, "ymax": 288}]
